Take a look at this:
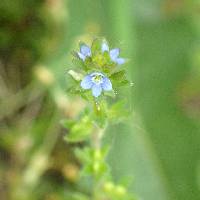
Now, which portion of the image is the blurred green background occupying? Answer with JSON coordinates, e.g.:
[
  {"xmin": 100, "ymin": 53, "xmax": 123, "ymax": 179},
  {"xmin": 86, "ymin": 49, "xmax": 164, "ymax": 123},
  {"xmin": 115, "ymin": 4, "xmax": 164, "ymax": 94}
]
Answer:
[{"xmin": 0, "ymin": 0, "xmax": 200, "ymax": 200}]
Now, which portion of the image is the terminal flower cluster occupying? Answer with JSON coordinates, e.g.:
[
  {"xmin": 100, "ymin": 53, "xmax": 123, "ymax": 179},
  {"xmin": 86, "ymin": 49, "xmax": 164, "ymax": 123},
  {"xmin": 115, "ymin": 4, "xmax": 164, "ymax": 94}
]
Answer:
[{"xmin": 77, "ymin": 40, "xmax": 125, "ymax": 98}]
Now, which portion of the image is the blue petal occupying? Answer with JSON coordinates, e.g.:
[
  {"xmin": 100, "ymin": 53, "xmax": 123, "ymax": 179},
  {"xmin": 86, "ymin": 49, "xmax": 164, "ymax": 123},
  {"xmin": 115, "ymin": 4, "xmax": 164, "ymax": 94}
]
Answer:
[
  {"xmin": 81, "ymin": 75, "xmax": 93, "ymax": 89},
  {"xmin": 116, "ymin": 58, "xmax": 125, "ymax": 65},
  {"xmin": 78, "ymin": 52, "xmax": 86, "ymax": 61},
  {"xmin": 101, "ymin": 42, "xmax": 109, "ymax": 52},
  {"xmin": 110, "ymin": 48, "xmax": 120, "ymax": 61},
  {"xmin": 80, "ymin": 44, "xmax": 91, "ymax": 56},
  {"xmin": 92, "ymin": 84, "xmax": 102, "ymax": 97},
  {"xmin": 102, "ymin": 77, "xmax": 112, "ymax": 91}
]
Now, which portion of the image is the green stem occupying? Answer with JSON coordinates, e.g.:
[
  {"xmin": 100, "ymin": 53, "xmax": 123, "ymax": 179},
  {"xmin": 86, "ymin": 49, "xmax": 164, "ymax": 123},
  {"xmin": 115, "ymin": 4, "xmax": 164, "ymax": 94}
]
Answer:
[{"xmin": 91, "ymin": 125, "xmax": 104, "ymax": 149}]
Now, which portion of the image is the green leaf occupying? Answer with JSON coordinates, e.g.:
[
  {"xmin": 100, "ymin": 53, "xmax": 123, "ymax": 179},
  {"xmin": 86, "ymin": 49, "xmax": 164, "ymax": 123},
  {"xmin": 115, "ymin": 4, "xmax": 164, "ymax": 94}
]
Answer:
[
  {"xmin": 92, "ymin": 54, "xmax": 107, "ymax": 67},
  {"xmin": 66, "ymin": 83, "xmax": 93, "ymax": 102},
  {"xmin": 92, "ymin": 100, "xmax": 108, "ymax": 128},
  {"xmin": 103, "ymin": 181, "xmax": 136, "ymax": 200},
  {"xmin": 62, "ymin": 115, "xmax": 93, "ymax": 143},
  {"xmin": 91, "ymin": 38, "xmax": 103, "ymax": 56},
  {"xmin": 75, "ymin": 147, "xmax": 110, "ymax": 179},
  {"xmin": 108, "ymin": 100, "xmax": 129, "ymax": 123},
  {"xmin": 71, "ymin": 56, "xmax": 88, "ymax": 71},
  {"xmin": 75, "ymin": 147, "xmax": 91, "ymax": 164},
  {"xmin": 109, "ymin": 70, "xmax": 130, "ymax": 87},
  {"xmin": 110, "ymin": 70, "xmax": 126, "ymax": 79}
]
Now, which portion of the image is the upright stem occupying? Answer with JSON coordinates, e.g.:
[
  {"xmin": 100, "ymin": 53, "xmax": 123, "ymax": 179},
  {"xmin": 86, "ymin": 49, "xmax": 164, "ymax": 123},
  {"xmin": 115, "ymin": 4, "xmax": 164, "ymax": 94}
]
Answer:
[
  {"xmin": 91, "ymin": 125, "xmax": 104, "ymax": 149},
  {"xmin": 92, "ymin": 99, "xmax": 105, "ymax": 149},
  {"xmin": 90, "ymin": 100, "xmax": 107, "ymax": 199}
]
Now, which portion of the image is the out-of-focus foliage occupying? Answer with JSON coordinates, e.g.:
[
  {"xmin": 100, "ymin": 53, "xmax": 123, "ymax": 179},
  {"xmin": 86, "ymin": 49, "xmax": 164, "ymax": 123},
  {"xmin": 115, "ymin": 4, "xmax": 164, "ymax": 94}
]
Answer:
[{"xmin": 0, "ymin": 0, "xmax": 200, "ymax": 200}]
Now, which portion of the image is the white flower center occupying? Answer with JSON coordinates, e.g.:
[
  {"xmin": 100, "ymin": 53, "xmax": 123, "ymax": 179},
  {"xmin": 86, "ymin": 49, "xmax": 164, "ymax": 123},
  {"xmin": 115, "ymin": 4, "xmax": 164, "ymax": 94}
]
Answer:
[{"xmin": 91, "ymin": 74, "xmax": 103, "ymax": 85}]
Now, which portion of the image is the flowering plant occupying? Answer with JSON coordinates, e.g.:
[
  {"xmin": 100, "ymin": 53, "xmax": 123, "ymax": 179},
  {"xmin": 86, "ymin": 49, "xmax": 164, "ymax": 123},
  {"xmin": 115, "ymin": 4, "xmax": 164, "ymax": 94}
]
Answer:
[{"xmin": 62, "ymin": 38, "xmax": 136, "ymax": 200}]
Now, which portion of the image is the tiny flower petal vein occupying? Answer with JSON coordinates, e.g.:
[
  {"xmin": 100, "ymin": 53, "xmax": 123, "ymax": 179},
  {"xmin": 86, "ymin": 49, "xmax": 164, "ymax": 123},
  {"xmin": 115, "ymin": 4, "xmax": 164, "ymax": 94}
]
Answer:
[{"xmin": 81, "ymin": 72, "xmax": 112, "ymax": 97}]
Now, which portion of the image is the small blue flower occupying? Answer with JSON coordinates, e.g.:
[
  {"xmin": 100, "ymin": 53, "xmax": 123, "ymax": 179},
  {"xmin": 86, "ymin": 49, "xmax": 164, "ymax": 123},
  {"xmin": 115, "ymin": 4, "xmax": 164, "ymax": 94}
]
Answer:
[
  {"xmin": 81, "ymin": 72, "xmax": 112, "ymax": 97},
  {"xmin": 102, "ymin": 42, "xmax": 125, "ymax": 65},
  {"xmin": 78, "ymin": 44, "xmax": 91, "ymax": 61}
]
